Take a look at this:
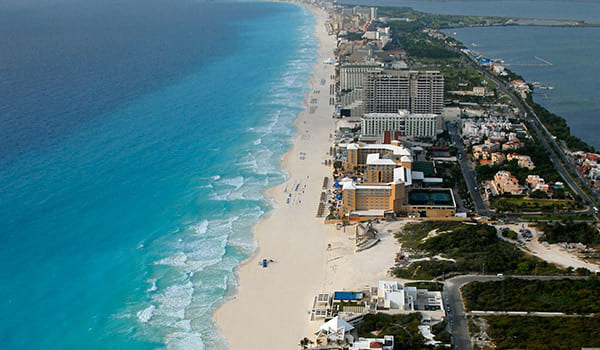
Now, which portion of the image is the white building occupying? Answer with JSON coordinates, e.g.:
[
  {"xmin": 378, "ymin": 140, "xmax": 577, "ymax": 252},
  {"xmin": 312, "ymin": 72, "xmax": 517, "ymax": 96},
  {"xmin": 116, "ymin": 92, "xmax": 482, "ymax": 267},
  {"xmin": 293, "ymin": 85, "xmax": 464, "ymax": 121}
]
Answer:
[
  {"xmin": 377, "ymin": 281, "xmax": 417, "ymax": 311},
  {"xmin": 361, "ymin": 110, "xmax": 439, "ymax": 138},
  {"xmin": 315, "ymin": 316, "xmax": 355, "ymax": 342},
  {"xmin": 352, "ymin": 335, "xmax": 394, "ymax": 350},
  {"xmin": 375, "ymin": 281, "xmax": 444, "ymax": 313},
  {"xmin": 370, "ymin": 7, "xmax": 378, "ymax": 20}
]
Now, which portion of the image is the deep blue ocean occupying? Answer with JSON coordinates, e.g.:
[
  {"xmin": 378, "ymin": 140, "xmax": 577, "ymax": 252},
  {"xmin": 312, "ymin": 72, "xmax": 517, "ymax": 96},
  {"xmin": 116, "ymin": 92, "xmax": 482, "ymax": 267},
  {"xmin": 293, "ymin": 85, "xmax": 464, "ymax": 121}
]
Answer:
[{"xmin": 0, "ymin": 1, "xmax": 316, "ymax": 349}]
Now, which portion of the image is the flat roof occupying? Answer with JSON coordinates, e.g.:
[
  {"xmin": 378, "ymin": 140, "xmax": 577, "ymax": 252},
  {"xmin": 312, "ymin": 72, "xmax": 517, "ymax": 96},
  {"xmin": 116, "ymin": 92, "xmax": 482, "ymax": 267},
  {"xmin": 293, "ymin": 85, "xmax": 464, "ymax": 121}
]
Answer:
[
  {"xmin": 366, "ymin": 153, "xmax": 396, "ymax": 166},
  {"xmin": 346, "ymin": 143, "xmax": 411, "ymax": 156},
  {"xmin": 349, "ymin": 210, "xmax": 385, "ymax": 217}
]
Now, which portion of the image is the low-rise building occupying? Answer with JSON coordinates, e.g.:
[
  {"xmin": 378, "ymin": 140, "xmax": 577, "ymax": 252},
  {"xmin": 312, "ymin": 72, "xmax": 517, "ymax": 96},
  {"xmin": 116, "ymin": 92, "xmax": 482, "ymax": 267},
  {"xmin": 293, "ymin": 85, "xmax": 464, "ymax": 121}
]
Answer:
[
  {"xmin": 510, "ymin": 79, "xmax": 531, "ymax": 99},
  {"xmin": 493, "ymin": 170, "xmax": 523, "ymax": 195},
  {"xmin": 526, "ymin": 175, "xmax": 549, "ymax": 192},
  {"xmin": 374, "ymin": 280, "xmax": 443, "ymax": 312},
  {"xmin": 507, "ymin": 153, "xmax": 535, "ymax": 169},
  {"xmin": 352, "ymin": 336, "xmax": 394, "ymax": 350},
  {"xmin": 491, "ymin": 152, "xmax": 506, "ymax": 165},
  {"xmin": 502, "ymin": 138, "xmax": 524, "ymax": 151}
]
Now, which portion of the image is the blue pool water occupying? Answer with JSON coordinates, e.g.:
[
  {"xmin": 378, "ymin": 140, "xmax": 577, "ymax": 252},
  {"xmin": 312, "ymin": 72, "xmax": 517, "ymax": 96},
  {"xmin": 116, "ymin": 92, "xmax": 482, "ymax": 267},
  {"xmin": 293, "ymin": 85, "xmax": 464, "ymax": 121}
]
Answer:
[
  {"xmin": 0, "ymin": 1, "xmax": 317, "ymax": 349},
  {"xmin": 334, "ymin": 291, "xmax": 363, "ymax": 300}
]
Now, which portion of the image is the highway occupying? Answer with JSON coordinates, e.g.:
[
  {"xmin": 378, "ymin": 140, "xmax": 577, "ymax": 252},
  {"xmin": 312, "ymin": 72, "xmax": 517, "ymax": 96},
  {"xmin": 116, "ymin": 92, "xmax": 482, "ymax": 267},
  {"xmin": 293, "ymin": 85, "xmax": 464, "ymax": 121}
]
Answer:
[
  {"xmin": 447, "ymin": 122, "xmax": 490, "ymax": 217},
  {"xmin": 443, "ymin": 274, "xmax": 588, "ymax": 350}
]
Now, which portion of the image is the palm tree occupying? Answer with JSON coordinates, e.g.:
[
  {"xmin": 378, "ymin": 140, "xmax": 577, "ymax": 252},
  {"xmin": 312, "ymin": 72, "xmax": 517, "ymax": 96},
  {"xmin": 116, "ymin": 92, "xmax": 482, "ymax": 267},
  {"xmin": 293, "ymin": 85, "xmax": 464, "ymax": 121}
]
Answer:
[{"xmin": 299, "ymin": 337, "xmax": 313, "ymax": 349}]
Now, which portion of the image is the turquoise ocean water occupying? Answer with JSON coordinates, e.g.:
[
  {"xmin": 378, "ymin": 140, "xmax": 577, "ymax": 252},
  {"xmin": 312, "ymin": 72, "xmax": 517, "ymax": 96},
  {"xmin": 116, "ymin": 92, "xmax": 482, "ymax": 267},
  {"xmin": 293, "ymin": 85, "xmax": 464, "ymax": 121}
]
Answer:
[{"xmin": 0, "ymin": 1, "xmax": 317, "ymax": 349}]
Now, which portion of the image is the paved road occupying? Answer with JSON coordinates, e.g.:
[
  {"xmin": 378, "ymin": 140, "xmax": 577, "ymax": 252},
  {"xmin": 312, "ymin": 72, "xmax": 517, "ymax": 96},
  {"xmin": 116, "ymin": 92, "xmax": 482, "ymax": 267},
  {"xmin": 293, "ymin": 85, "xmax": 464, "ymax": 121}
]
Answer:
[
  {"xmin": 447, "ymin": 122, "xmax": 490, "ymax": 217},
  {"xmin": 443, "ymin": 274, "xmax": 587, "ymax": 350}
]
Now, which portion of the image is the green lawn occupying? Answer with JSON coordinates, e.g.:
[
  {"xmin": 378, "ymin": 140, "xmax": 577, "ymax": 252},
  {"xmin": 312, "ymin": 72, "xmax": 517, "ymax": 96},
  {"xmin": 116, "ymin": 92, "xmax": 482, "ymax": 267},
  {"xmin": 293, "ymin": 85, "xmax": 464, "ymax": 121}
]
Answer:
[
  {"xmin": 490, "ymin": 197, "xmax": 576, "ymax": 213},
  {"xmin": 520, "ymin": 215, "xmax": 595, "ymax": 221}
]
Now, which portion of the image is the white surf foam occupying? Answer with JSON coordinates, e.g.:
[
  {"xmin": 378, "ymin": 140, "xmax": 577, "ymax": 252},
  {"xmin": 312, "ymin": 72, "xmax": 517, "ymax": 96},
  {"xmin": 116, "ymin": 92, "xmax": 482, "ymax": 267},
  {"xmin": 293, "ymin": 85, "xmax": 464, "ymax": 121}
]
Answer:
[
  {"xmin": 165, "ymin": 331, "xmax": 206, "ymax": 350},
  {"xmin": 146, "ymin": 278, "xmax": 158, "ymax": 292},
  {"xmin": 153, "ymin": 281, "xmax": 194, "ymax": 319},
  {"xmin": 220, "ymin": 176, "xmax": 244, "ymax": 190},
  {"xmin": 155, "ymin": 251, "xmax": 188, "ymax": 267},
  {"xmin": 137, "ymin": 305, "xmax": 155, "ymax": 323},
  {"xmin": 191, "ymin": 220, "xmax": 209, "ymax": 235}
]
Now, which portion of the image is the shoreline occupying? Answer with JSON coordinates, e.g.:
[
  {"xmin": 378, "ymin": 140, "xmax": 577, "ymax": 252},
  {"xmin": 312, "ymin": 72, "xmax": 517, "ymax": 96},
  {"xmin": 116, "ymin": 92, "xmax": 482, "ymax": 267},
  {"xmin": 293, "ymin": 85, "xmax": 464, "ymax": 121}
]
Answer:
[{"xmin": 215, "ymin": 3, "xmax": 338, "ymax": 349}]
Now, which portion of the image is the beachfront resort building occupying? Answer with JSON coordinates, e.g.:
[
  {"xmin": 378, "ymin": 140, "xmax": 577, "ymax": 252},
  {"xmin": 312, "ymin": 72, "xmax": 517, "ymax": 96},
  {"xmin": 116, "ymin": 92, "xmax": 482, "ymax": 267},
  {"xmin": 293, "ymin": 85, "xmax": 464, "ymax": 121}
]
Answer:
[
  {"xmin": 344, "ymin": 140, "xmax": 413, "ymax": 173},
  {"xmin": 361, "ymin": 110, "xmax": 440, "ymax": 138},
  {"xmin": 336, "ymin": 141, "xmax": 456, "ymax": 219},
  {"xmin": 339, "ymin": 63, "xmax": 383, "ymax": 109},
  {"xmin": 363, "ymin": 70, "xmax": 444, "ymax": 114},
  {"xmin": 340, "ymin": 64, "xmax": 383, "ymax": 91}
]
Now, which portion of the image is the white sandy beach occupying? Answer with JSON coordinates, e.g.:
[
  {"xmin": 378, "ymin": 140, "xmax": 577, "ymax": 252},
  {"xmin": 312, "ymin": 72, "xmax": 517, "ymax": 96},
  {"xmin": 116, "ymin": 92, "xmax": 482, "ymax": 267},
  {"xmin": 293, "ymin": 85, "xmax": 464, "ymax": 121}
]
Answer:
[
  {"xmin": 215, "ymin": 4, "xmax": 339, "ymax": 349},
  {"xmin": 215, "ymin": 5, "xmax": 413, "ymax": 348}
]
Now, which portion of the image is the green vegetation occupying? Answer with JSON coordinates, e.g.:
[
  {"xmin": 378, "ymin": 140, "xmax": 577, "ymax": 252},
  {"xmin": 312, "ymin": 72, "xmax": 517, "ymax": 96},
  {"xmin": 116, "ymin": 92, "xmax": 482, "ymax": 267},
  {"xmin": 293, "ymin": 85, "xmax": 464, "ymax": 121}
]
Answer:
[
  {"xmin": 481, "ymin": 316, "xmax": 600, "ymax": 349},
  {"xmin": 537, "ymin": 221, "xmax": 600, "ymax": 246},
  {"xmin": 396, "ymin": 221, "xmax": 464, "ymax": 250},
  {"xmin": 529, "ymin": 189, "xmax": 549, "ymax": 199},
  {"xmin": 519, "ymin": 214, "xmax": 595, "ymax": 221},
  {"xmin": 392, "ymin": 222, "xmax": 562, "ymax": 279},
  {"xmin": 387, "ymin": 22, "xmax": 459, "ymax": 60},
  {"xmin": 430, "ymin": 320, "xmax": 451, "ymax": 344},
  {"xmin": 418, "ymin": 63, "xmax": 500, "ymax": 104},
  {"xmin": 356, "ymin": 313, "xmax": 445, "ymax": 350},
  {"xmin": 377, "ymin": 6, "xmax": 507, "ymax": 30},
  {"xmin": 501, "ymin": 228, "xmax": 518, "ymax": 240},
  {"xmin": 490, "ymin": 197, "xmax": 578, "ymax": 213},
  {"xmin": 463, "ymin": 277, "xmax": 600, "ymax": 313}
]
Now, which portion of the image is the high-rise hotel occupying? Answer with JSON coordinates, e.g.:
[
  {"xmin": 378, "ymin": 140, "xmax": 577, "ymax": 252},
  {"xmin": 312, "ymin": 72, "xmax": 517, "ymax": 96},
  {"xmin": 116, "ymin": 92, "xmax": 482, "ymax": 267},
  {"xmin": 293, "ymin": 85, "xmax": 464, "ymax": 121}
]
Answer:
[{"xmin": 364, "ymin": 70, "xmax": 444, "ymax": 114}]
